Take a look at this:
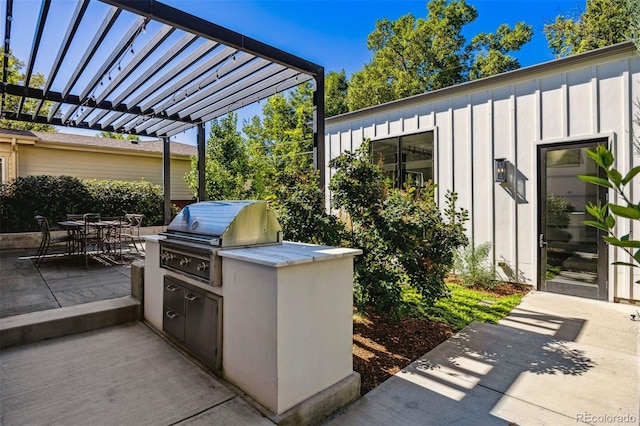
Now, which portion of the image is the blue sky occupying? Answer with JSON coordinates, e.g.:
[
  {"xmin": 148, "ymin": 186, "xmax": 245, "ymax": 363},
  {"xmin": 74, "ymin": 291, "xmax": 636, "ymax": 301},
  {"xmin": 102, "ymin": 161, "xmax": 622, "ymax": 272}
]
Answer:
[
  {"xmin": 7, "ymin": 0, "xmax": 585, "ymax": 142},
  {"xmin": 164, "ymin": 0, "xmax": 582, "ymax": 76}
]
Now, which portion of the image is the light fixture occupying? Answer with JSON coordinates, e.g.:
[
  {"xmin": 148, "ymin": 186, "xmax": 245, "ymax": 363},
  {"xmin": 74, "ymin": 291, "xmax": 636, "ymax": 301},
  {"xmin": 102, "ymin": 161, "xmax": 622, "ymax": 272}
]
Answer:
[{"xmin": 494, "ymin": 158, "xmax": 507, "ymax": 183}]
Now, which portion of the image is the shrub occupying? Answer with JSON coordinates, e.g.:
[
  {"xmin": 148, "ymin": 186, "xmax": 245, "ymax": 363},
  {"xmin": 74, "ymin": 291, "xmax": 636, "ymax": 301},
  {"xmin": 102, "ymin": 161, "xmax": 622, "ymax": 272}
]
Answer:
[
  {"xmin": 0, "ymin": 175, "xmax": 166, "ymax": 232},
  {"xmin": 453, "ymin": 242, "xmax": 497, "ymax": 289},
  {"xmin": 83, "ymin": 179, "xmax": 165, "ymax": 226},
  {"xmin": 270, "ymin": 170, "xmax": 347, "ymax": 247},
  {"xmin": 329, "ymin": 140, "xmax": 468, "ymax": 317}
]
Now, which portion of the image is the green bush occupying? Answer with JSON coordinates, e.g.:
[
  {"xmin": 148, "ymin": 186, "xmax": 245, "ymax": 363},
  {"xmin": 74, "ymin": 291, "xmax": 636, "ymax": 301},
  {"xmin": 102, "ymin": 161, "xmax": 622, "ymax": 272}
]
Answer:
[
  {"xmin": 453, "ymin": 242, "xmax": 497, "ymax": 289},
  {"xmin": 329, "ymin": 140, "xmax": 468, "ymax": 317},
  {"xmin": 83, "ymin": 179, "xmax": 165, "ymax": 227},
  {"xmin": 0, "ymin": 175, "xmax": 165, "ymax": 232},
  {"xmin": 270, "ymin": 170, "xmax": 347, "ymax": 247}
]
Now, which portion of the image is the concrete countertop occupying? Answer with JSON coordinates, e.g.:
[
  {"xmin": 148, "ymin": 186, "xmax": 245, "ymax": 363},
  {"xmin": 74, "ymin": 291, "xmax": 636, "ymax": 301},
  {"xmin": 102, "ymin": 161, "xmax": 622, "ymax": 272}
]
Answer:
[{"xmin": 218, "ymin": 241, "xmax": 362, "ymax": 268}]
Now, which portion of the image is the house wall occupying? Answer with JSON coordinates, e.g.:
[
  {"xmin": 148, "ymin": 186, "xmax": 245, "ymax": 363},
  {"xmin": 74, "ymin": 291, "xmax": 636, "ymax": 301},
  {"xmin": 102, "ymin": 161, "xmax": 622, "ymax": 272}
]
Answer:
[
  {"xmin": 16, "ymin": 144, "xmax": 193, "ymax": 201},
  {"xmin": 325, "ymin": 44, "xmax": 640, "ymax": 302}
]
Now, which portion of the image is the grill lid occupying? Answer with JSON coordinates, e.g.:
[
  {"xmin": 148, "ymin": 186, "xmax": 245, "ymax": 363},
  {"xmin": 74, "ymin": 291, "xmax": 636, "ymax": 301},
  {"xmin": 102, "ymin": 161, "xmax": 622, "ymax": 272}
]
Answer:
[{"xmin": 165, "ymin": 200, "xmax": 282, "ymax": 247}]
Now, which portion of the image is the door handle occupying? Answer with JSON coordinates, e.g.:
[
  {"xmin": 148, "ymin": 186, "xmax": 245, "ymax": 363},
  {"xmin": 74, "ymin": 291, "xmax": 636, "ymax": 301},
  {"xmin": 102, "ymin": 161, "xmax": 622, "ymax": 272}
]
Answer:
[
  {"xmin": 539, "ymin": 234, "xmax": 547, "ymax": 248},
  {"xmin": 185, "ymin": 293, "xmax": 199, "ymax": 302}
]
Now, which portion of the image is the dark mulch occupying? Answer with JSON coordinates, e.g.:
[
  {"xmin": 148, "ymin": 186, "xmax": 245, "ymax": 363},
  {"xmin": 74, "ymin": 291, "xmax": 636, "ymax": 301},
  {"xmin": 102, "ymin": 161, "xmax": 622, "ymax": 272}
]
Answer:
[
  {"xmin": 352, "ymin": 282, "xmax": 530, "ymax": 395},
  {"xmin": 353, "ymin": 312, "xmax": 454, "ymax": 395}
]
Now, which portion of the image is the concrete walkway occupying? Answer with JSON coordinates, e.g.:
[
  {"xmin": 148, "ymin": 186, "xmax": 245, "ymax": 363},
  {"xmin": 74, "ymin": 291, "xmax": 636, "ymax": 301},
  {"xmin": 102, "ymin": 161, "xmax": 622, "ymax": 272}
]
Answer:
[
  {"xmin": 326, "ymin": 291, "xmax": 640, "ymax": 426},
  {"xmin": 0, "ymin": 322, "xmax": 273, "ymax": 426}
]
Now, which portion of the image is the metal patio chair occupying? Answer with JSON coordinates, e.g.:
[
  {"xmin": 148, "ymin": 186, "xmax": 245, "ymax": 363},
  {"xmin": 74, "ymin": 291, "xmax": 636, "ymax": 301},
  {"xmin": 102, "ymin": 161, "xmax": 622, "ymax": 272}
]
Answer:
[
  {"xmin": 82, "ymin": 213, "xmax": 102, "ymax": 268},
  {"xmin": 100, "ymin": 216, "xmax": 125, "ymax": 263},
  {"xmin": 34, "ymin": 215, "xmax": 76, "ymax": 266},
  {"xmin": 121, "ymin": 214, "xmax": 144, "ymax": 253}
]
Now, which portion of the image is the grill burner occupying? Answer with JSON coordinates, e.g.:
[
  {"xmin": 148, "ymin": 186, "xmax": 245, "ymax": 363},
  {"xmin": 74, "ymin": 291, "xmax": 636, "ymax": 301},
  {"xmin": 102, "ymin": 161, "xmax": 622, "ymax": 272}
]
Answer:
[{"xmin": 159, "ymin": 200, "xmax": 282, "ymax": 284}]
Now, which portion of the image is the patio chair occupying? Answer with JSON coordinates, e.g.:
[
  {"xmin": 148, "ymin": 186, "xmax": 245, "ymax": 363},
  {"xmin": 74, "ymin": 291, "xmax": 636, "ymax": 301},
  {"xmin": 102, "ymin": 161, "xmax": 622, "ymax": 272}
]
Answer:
[
  {"xmin": 82, "ymin": 213, "xmax": 102, "ymax": 268},
  {"xmin": 121, "ymin": 214, "xmax": 144, "ymax": 253},
  {"xmin": 34, "ymin": 215, "xmax": 76, "ymax": 266},
  {"xmin": 100, "ymin": 216, "xmax": 125, "ymax": 262}
]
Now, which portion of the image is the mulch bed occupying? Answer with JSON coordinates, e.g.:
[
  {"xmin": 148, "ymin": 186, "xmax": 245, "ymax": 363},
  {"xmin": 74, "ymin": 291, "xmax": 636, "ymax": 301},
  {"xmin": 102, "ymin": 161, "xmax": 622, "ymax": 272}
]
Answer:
[
  {"xmin": 353, "ymin": 282, "xmax": 530, "ymax": 395},
  {"xmin": 353, "ymin": 312, "xmax": 454, "ymax": 395}
]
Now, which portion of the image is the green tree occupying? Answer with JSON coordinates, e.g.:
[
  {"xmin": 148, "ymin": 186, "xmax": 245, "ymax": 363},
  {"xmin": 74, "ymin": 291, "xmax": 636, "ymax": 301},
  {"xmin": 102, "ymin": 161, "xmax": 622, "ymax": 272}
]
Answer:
[
  {"xmin": 544, "ymin": 0, "xmax": 637, "ymax": 57},
  {"xmin": 185, "ymin": 112, "xmax": 259, "ymax": 200},
  {"xmin": 97, "ymin": 131, "xmax": 140, "ymax": 141},
  {"xmin": 469, "ymin": 22, "xmax": 533, "ymax": 80},
  {"xmin": 244, "ymin": 83, "xmax": 314, "ymax": 177},
  {"xmin": 325, "ymin": 70, "xmax": 349, "ymax": 117},
  {"xmin": 346, "ymin": 0, "xmax": 532, "ymax": 110},
  {"xmin": 0, "ymin": 49, "xmax": 56, "ymax": 132}
]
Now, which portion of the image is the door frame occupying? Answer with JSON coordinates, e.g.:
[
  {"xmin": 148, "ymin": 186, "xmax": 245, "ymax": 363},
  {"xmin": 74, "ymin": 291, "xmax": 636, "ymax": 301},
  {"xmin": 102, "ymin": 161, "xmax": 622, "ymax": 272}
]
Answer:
[{"xmin": 536, "ymin": 138, "xmax": 609, "ymax": 300}]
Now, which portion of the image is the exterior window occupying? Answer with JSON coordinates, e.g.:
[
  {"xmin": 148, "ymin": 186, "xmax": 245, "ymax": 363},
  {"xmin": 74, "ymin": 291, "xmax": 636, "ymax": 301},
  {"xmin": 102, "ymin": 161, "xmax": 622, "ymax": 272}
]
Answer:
[
  {"xmin": 0, "ymin": 157, "xmax": 5, "ymax": 184},
  {"xmin": 371, "ymin": 131, "xmax": 434, "ymax": 188}
]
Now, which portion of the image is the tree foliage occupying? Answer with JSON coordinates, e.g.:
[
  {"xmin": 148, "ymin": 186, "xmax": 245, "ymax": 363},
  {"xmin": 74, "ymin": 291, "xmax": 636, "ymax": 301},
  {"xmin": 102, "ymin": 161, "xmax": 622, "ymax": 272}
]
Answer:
[
  {"xmin": 544, "ymin": 0, "xmax": 637, "ymax": 57},
  {"xmin": 578, "ymin": 145, "xmax": 640, "ymax": 272},
  {"xmin": 185, "ymin": 112, "xmax": 262, "ymax": 201},
  {"xmin": 329, "ymin": 140, "xmax": 468, "ymax": 316},
  {"xmin": 346, "ymin": 0, "xmax": 532, "ymax": 110},
  {"xmin": 270, "ymin": 170, "xmax": 346, "ymax": 246},
  {"xmin": 0, "ymin": 49, "xmax": 56, "ymax": 132},
  {"xmin": 97, "ymin": 131, "xmax": 140, "ymax": 141},
  {"xmin": 325, "ymin": 70, "xmax": 349, "ymax": 117}
]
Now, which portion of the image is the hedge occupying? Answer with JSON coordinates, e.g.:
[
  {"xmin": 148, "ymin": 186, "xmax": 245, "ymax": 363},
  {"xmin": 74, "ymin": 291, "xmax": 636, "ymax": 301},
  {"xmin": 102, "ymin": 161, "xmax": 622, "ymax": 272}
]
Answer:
[{"xmin": 0, "ymin": 175, "xmax": 166, "ymax": 233}]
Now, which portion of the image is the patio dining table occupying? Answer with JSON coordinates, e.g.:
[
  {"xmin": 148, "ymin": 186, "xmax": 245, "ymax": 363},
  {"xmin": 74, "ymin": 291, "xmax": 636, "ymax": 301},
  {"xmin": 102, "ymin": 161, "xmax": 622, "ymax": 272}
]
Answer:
[{"xmin": 57, "ymin": 219, "xmax": 127, "ymax": 266}]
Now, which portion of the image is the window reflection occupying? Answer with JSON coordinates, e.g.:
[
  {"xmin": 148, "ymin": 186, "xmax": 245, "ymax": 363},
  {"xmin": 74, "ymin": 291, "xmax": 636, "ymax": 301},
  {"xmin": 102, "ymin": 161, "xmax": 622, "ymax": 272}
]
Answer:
[{"xmin": 371, "ymin": 132, "xmax": 434, "ymax": 188}]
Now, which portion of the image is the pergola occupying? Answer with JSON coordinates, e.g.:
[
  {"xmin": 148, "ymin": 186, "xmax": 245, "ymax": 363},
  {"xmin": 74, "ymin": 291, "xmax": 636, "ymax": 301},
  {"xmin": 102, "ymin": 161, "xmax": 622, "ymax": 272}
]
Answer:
[{"xmin": 1, "ymin": 0, "xmax": 325, "ymax": 223}]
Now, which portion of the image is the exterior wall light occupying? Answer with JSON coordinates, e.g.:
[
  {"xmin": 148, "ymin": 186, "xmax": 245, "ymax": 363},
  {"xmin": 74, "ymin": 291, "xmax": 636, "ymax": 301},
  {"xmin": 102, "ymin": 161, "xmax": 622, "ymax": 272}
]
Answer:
[{"xmin": 494, "ymin": 158, "xmax": 507, "ymax": 183}]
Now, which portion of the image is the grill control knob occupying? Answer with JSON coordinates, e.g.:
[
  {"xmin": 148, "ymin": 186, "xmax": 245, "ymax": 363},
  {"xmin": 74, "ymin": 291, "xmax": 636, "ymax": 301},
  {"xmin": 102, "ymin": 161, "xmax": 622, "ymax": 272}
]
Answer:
[
  {"xmin": 179, "ymin": 257, "xmax": 191, "ymax": 266},
  {"xmin": 161, "ymin": 251, "xmax": 175, "ymax": 262},
  {"xmin": 196, "ymin": 261, "xmax": 209, "ymax": 272}
]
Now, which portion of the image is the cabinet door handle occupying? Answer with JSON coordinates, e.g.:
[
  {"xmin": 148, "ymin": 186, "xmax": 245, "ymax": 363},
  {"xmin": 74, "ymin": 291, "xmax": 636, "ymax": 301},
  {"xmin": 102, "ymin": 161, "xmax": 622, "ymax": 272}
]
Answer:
[
  {"xmin": 166, "ymin": 285, "xmax": 178, "ymax": 292},
  {"xmin": 185, "ymin": 293, "xmax": 199, "ymax": 302},
  {"xmin": 165, "ymin": 310, "xmax": 178, "ymax": 319}
]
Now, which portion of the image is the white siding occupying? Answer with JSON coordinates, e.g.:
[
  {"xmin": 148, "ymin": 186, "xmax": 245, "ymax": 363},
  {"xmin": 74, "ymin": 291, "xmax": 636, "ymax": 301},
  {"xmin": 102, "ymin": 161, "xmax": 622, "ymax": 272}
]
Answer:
[{"xmin": 325, "ymin": 45, "xmax": 640, "ymax": 302}]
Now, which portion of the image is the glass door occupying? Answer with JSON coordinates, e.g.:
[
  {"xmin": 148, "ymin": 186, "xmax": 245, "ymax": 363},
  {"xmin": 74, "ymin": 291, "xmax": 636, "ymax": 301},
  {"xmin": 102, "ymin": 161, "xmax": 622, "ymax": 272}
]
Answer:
[{"xmin": 538, "ymin": 141, "xmax": 608, "ymax": 300}]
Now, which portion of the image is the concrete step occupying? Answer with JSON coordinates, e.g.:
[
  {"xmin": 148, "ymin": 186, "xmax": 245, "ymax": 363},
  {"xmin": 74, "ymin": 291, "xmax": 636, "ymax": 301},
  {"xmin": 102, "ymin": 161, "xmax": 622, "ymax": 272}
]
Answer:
[{"xmin": 0, "ymin": 296, "xmax": 141, "ymax": 349}]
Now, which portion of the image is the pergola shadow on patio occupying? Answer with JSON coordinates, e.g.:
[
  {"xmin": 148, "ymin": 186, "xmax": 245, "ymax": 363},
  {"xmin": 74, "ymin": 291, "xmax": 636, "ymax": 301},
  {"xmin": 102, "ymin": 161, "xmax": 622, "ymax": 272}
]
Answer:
[
  {"xmin": 0, "ymin": 245, "xmax": 142, "ymax": 318},
  {"xmin": 1, "ymin": 0, "xmax": 325, "ymax": 222}
]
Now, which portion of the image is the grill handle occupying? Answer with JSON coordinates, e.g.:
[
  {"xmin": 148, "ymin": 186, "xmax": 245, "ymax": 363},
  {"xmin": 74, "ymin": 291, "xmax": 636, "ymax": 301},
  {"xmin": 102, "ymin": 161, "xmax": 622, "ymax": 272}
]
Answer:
[{"xmin": 185, "ymin": 293, "xmax": 199, "ymax": 302}]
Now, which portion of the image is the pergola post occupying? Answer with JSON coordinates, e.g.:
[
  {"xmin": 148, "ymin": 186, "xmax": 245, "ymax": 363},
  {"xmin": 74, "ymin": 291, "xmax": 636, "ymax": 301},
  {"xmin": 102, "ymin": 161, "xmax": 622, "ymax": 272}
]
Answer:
[
  {"xmin": 197, "ymin": 123, "xmax": 206, "ymax": 202},
  {"xmin": 162, "ymin": 136, "xmax": 171, "ymax": 225},
  {"xmin": 313, "ymin": 70, "xmax": 325, "ymax": 192}
]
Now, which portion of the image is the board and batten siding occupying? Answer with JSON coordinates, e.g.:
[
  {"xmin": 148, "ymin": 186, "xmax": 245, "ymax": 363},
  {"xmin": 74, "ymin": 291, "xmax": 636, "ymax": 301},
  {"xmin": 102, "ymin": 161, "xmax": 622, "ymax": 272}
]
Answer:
[
  {"xmin": 18, "ymin": 145, "xmax": 193, "ymax": 201},
  {"xmin": 325, "ymin": 43, "xmax": 640, "ymax": 302}
]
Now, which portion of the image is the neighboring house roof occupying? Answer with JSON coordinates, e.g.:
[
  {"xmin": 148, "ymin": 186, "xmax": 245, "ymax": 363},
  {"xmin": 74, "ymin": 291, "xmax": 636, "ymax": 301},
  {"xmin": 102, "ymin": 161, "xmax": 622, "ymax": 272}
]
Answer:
[{"xmin": 0, "ymin": 129, "xmax": 197, "ymax": 157}]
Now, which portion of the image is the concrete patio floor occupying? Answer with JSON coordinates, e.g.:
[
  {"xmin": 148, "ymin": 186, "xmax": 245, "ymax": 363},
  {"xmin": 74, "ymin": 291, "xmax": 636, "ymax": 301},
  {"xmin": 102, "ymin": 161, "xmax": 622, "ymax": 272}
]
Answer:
[
  {"xmin": 326, "ymin": 291, "xmax": 640, "ymax": 426},
  {"xmin": 0, "ymin": 322, "xmax": 273, "ymax": 426},
  {"xmin": 2, "ymin": 245, "xmax": 639, "ymax": 425},
  {"xmin": 0, "ymin": 246, "xmax": 142, "ymax": 318}
]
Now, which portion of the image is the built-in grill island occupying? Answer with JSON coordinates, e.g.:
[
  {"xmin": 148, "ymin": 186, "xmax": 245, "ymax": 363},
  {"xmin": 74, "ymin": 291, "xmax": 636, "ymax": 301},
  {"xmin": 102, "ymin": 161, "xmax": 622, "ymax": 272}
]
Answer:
[{"xmin": 144, "ymin": 200, "xmax": 362, "ymax": 424}]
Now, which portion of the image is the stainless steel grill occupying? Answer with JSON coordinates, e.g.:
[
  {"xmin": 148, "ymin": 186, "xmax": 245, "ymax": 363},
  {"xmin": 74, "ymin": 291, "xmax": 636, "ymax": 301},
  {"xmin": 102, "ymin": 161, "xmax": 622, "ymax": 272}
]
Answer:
[{"xmin": 159, "ymin": 200, "xmax": 282, "ymax": 285}]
